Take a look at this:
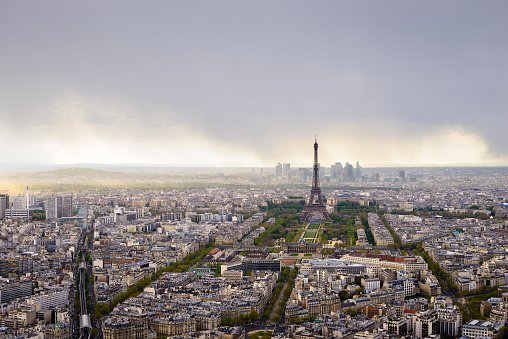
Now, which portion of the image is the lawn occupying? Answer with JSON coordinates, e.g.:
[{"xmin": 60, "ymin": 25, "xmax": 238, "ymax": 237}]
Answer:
[
  {"xmin": 304, "ymin": 231, "xmax": 317, "ymax": 238},
  {"xmin": 282, "ymin": 259, "xmax": 297, "ymax": 264},
  {"xmin": 308, "ymin": 224, "xmax": 319, "ymax": 229}
]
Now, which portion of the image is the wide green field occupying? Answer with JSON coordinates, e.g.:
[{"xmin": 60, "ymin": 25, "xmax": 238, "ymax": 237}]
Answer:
[{"xmin": 308, "ymin": 224, "xmax": 319, "ymax": 229}]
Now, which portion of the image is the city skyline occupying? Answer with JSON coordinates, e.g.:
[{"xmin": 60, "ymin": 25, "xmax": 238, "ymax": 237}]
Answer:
[{"xmin": 1, "ymin": 1, "xmax": 507, "ymax": 167}]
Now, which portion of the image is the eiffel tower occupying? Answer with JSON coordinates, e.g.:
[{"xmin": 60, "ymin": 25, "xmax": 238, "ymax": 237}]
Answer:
[{"xmin": 301, "ymin": 137, "xmax": 330, "ymax": 222}]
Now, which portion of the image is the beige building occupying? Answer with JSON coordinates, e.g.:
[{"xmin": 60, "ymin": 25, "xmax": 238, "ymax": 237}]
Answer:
[
  {"xmin": 103, "ymin": 317, "xmax": 147, "ymax": 339},
  {"xmin": 149, "ymin": 316, "xmax": 196, "ymax": 337},
  {"xmin": 45, "ymin": 323, "xmax": 70, "ymax": 339}
]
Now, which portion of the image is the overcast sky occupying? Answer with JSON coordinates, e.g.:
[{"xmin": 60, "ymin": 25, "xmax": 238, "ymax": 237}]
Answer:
[{"xmin": 1, "ymin": 1, "xmax": 507, "ymax": 167}]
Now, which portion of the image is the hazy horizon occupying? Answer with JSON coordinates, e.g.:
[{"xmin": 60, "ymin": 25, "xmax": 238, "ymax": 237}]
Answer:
[
  {"xmin": 1, "ymin": 1, "xmax": 507, "ymax": 167},
  {"xmin": 2, "ymin": 162, "xmax": 508, "ymax": 174}
]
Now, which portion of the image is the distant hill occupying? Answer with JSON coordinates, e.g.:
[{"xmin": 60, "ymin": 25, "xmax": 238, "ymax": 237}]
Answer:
[{"xmin": 45, "ymin": 167, "xmax": 120, "ymax": 177}]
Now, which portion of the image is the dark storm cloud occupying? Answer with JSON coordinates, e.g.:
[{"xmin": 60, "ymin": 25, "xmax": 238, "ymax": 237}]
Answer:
[{"xmin": 0, "ymin": 1, "xmax": 506, "ymax": 165}]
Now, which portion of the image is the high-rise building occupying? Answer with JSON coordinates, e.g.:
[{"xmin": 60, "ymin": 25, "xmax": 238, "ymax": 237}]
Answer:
[
  {"xmin": 399, "ymin": 170, "xmax": 406, "ymax": 181},
  {"xmin": 275, "ymin": 163, "xmax": 282, "ymax": 178},
  {"xmin": 372, "ymin": 173, "xmax": 380, "ymax": 182},
  {"xmin": 283, "ymin": 163, "xmax": 291, "ymax": 175},
  {"xmin": 331, "ymin": 162, "xmax": 343, "ymax": 180},
  {"xmin": 0, "ymin": 194, "xmax": 9, "ymax": 219},
  {"xmin": 46, "ymin": 197, "xmax": 61, "ymax": 220},
  {"xmin": 62, "ymin": 195, "xmax": 73, "ymax": 217},
  {"xmin": 355, "ymin": 161, "xmax": 363, "ymax": 181},
  {"xmin": 30, "ymin": 195, "xmax": 37, "ymax": 206},
  {"xmin": 344, "ymin": 163, "xmax": 354, "ymax": 182},
  {"xmin": 46, "ymin": 195, "xmax": 73, "ymax": 220}
]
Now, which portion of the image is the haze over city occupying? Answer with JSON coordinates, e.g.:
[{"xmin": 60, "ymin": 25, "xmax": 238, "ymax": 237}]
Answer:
[
  {"xmin": 1, "ymin": 1, "xmax": 507, "ymax": 167},
  {"xmin": 3, "ymin": 3, "xmax": 508, "ymax": 339}
]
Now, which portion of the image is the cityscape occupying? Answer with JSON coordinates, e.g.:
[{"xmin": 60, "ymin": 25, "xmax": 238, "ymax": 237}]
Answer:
[
  {"xmin": 1, "ymin": 140, "xmax": 508, "ymax": 339},
  {"xmin": 1, "ymin": 1, "xmax": 508, "ymax": 339}
]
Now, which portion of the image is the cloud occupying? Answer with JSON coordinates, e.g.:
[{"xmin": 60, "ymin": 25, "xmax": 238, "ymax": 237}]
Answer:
[
  {"xmin": 0, "ymin": 94, "xmax": 503, "ymax": 167},
  {"xmin": 0, "ymin": 1, "xmax": 507, "ymax": 166}
]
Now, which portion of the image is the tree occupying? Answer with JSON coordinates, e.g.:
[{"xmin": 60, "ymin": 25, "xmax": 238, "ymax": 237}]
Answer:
[
  {"xmin": 498, "ymin": 326, "xmax": 508, "ymax": 339},
  {"xmin": 271, "ymin": 315, "xmax": 281, "ymax": 323},
  {"xmin": 249, "ymin": 310, "xmax": 259, "ymax": 321},
  {"xmin": 339, "ymin": 290, "xmax": 350, "ymax": 301}
]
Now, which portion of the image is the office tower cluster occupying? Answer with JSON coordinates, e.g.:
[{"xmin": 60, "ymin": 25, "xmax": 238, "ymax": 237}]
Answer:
[
  {"xmin": 275, "ymin": 160, "xmax": 365, "ymax": 183},
  {"xmin": 274, "ymin": 160, "xmax": 413, "ymax": 184},
  {"xmin": 46, "ymin": 195, "xmax": 73, "ymax": 220},
  {"xmin": 0, "ymin": 187, "xmax": 34, "ymax": 219}
]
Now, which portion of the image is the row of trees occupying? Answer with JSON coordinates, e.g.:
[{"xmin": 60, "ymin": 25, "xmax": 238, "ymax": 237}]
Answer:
[
  {"xmin": 263, "ymin": 200, "xmax": 304, "ymax": 213},
  {"xmin": 220, "ymin": 310, "xmax": 259, "ymax": 327},
  {"xmin": 346, "ymin": 217, "xmax": 356, "ymax": 246},
  {"xmin": 360, "ymin": 214, "xmax": 376, "ymax": 245},
  {"xmin": 379, "ymin": 215, "xmax": 403, "ymax": 247},
  {"xmin": 336, "ymin": 201, "xmax": 376, "ymax": 216},
  {"xmin": 272, "ymin": 268, "xmax": 298, "ymax": 323},
  {"xmin": 254, "ymin": 218, "xmax": 283, "ymax": 246},
  {"xmin": 287, "ymin": 315, "xmax": 316, "ymax": 324},
  {"xmin": 285, "ymin": 228, "xmax": 304, "ymax": 243},
  {"xmin": 413, "ymin": 247, "xmax": 458, "ymax": 293},
  {"xmin": 381, "ymin": 207, "xmax": 498, "ymax": 221},
  {"xmin": 261, "ymin": 267, "xmax": 292, "ymax": 320},
  {"xmin": 94, "ymin": 241, "xmax": 216, "ymax": 320}
]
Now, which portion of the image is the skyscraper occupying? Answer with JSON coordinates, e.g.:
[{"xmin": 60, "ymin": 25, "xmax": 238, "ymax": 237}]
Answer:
[
  {"xmin": 331, "ymin": 162, "xmax": 343, "ymax": 180},
  {"xmin": 344, "ymin": 163, "xmax": 354, "ymax": 182},
  {"xmin": 275, "ymin": 162, "xmax": 282, "ymax": 178},
  {"xmin": 0, "ymin": 194, "xmax": 9, "ymax": 219},
  {"xmin": 62, "ymin": 195, "xmax": 73, "ymax": 217},
  {"xmin": 282, "ymin": 163, "xmax": 291, "ymax": 175},
  {"xmin": 399, "ymin": 170, "xmax": 406, "ymax": 181},
  {"xmin": 46, "ymin": 197, "xmax": 60, "ymax": 220},
  {"xmin": 46, "ymin": 195, "xmax": 73, "ymax": 220},
  {"xmin": 355, "ymin": 161, "xmax": 363, "ymax": 181}
]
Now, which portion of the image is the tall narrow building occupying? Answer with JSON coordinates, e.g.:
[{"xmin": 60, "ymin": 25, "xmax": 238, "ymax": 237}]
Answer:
[
  {"xmin": 344, "ymin": 162, "xmax": 354, "ymax": 182},
  {"xmin": 331, "ymin": 162, "xmax": 343, "ymax": 180},
  {"xmin": 275, "ymin": 162, "xmax": 282, "ymax": 178},
  {"xmin": 62, "ymin": 195, "xmax": 73, "ymax": 217},
  {"xmin": 0, "ymin": 194, "xmax": 9, "ymax": 219}
]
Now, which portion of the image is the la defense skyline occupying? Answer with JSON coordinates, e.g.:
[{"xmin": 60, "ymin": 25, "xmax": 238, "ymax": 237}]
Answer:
[
  {"xmin": 276, "ymin": 159, "xmax": 364, "ymax": 182},
  {"xmin": 274, "ymin": 139, "xmax": 412, "ymax": 185}
]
